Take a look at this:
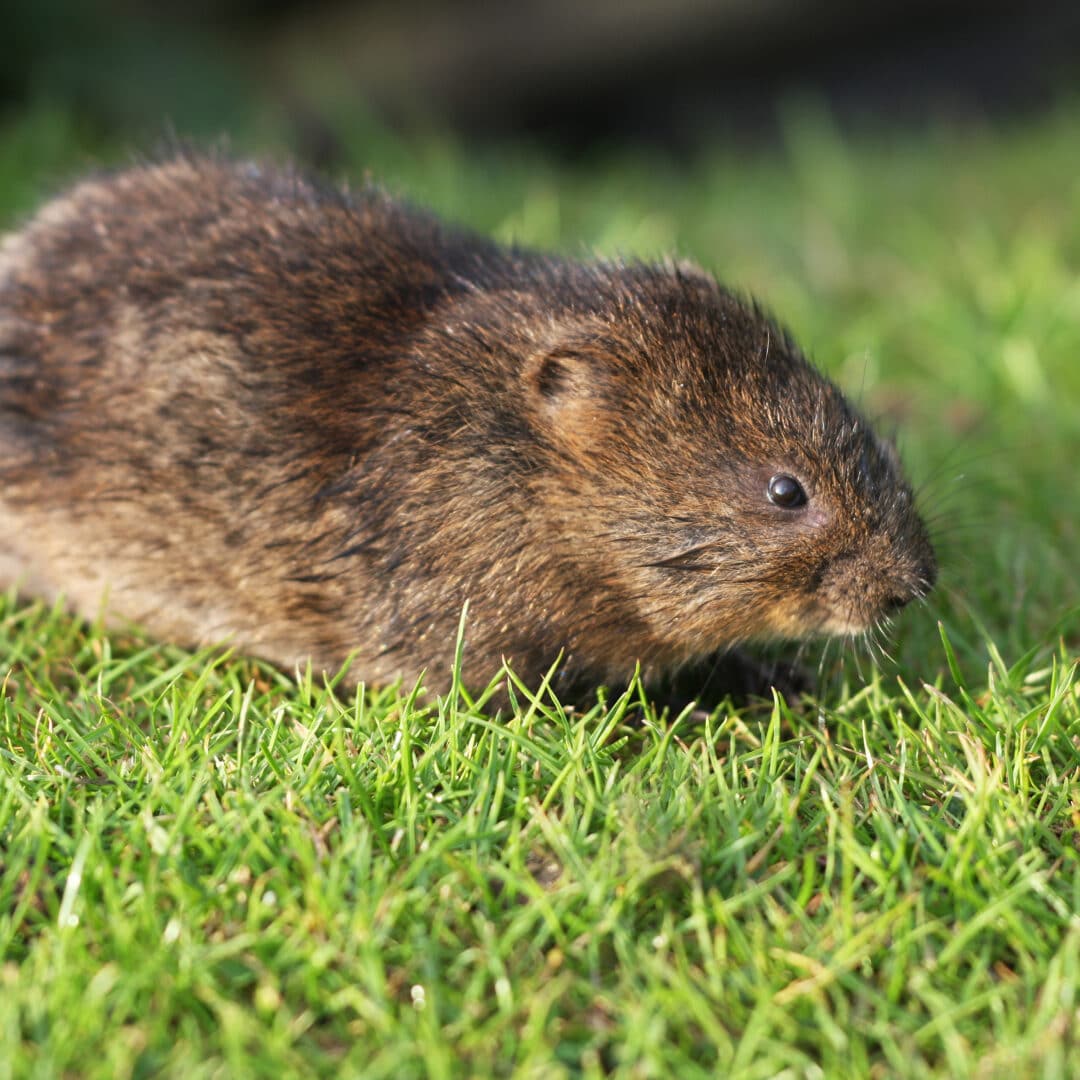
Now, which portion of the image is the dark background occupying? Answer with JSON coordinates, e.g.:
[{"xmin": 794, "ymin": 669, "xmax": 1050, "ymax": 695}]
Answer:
[{"xmin": 5, "ymin": 0, "xmax": 1080, "ymax": 163}]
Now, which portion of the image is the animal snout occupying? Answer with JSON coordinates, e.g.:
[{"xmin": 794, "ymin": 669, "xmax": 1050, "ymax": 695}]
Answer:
[
  {"xmin": 882, "ymin": 592, "xmax": 914, "ymax": 614},
  {"xmin": 884, "ymin": 551, "xmax": 938, "ymax": 613}
]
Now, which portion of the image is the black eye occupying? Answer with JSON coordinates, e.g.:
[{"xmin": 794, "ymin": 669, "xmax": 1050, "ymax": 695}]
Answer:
[{"xmin": 767, "ymin": 474, "xmax": 806, "ymax": 509}]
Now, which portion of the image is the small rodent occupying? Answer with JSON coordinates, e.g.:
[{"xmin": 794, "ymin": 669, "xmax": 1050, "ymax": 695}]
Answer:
[{"xmin": 0, "ymin": 154, "xmax": 936, "ymax": 700}]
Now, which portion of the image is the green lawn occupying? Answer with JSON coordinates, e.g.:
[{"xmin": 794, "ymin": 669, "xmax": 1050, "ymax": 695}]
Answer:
[{"xmin": 1, "ymin": 101, "xmax": 1078, "ymax": 1078}]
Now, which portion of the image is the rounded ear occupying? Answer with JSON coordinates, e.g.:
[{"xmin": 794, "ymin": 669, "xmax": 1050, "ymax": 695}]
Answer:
[
  {"xmin": 523, "ymin": 317, "xmax": 618, "ymax": 428},
  {"xmin": 526, "ymin": 346, "xmax": 598, "ymax": 408},
  {"xmin": 523, "ymin": 344, "xmax": 619, "ymax": 450}
]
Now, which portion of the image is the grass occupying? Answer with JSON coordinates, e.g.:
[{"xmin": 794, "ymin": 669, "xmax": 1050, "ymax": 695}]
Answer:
[{"xmin": 2, "ymin": 99, "xmax": 1079, "ymax": 1078}]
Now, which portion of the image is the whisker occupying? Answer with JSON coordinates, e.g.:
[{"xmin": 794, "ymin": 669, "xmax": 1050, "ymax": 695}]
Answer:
[
  {"xmin": 817, "ymin": 637, "xmax": 835, "ymax": 684},
  {"xmin": 851, "ymin": 635, "xmax": 869, "ymax": 683}
]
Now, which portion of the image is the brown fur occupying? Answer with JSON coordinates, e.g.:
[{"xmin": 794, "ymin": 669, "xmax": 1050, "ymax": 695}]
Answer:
[{"xmin": 0, "ymin": 155, "xmax": 936, "ymax": 698}]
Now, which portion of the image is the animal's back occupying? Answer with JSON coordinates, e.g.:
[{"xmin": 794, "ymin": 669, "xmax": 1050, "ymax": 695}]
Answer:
[{"xmin": 0, "ymin": 157, "xmax": 493, "ymax": 680}]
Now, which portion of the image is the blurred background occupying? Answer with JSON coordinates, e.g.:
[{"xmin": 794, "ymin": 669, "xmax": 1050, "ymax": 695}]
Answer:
[{"xmin": 4, "ymin": 0, "xmax": 1080, "ymax": 164}]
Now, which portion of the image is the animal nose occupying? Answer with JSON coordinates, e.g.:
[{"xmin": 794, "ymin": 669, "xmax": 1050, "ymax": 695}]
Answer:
[
  {"xmin": 920, "ymin": 554, "xmax": 938, "ymax": 593},
  {"xmin": 883, "ymin": 553, "xmax": 937, "ymax": 614},
  {"xmin": 883, "ymin": 592, "xmax": 913, "ymax": 614}
]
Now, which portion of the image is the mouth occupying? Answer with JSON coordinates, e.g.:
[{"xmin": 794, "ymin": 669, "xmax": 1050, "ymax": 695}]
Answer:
[
  {"xmin": 750, "ymin": 595, "xmax": 847, "ymax": 642},
  {"xmin": 818, "ymin": 611, "xmax": 880, "ymax": 638},
  {"xmin": 816, "ymin": 583, "xmax": 926, "ymax": 638}
]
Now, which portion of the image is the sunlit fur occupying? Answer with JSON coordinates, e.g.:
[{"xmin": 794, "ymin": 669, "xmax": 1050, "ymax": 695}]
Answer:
[{"xmin": 0, "ymin": 155, "xmax": 936, "ymax": 697}]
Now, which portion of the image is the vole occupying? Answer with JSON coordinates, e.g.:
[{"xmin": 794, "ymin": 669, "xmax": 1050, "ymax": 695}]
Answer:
[{"xmin": 0, "ymin": 155, "xmax": 936, "ymax": 701}]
